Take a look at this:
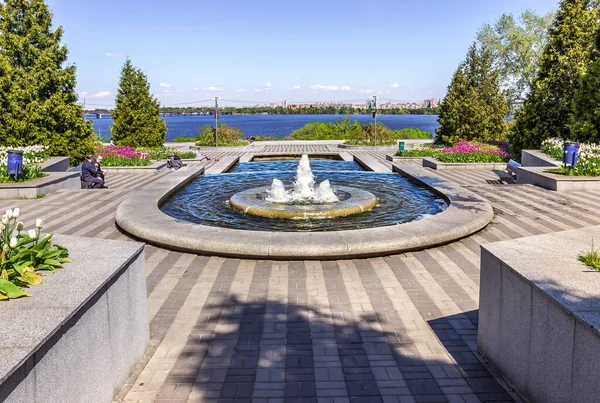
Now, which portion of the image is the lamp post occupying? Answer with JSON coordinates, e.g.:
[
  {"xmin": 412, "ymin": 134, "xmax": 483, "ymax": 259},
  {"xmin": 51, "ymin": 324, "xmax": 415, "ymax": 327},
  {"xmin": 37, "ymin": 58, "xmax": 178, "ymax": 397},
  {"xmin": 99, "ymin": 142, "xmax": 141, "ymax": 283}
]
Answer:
[
  {"xmin": 214, "ymin": 96, "xmax": 220, "ymax": 147},
  {"xmin": 372, "ymin": 95, "xmax": 378, "ymax": 146}
]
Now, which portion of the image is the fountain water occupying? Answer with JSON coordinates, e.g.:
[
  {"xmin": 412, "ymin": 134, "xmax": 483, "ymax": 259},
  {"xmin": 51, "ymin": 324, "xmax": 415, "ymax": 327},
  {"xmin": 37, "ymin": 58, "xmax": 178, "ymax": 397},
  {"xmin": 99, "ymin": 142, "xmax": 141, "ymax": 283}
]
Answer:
[{"xmin": 266, "ymin": 154, "xmax": 339, "ymax": 203}]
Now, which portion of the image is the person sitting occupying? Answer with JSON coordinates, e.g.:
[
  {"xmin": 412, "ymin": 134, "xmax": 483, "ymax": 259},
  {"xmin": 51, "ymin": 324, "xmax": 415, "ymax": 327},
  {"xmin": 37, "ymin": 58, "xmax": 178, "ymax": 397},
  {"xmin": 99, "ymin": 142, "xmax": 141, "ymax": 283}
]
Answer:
[
  {"xmin": 94, "ymin": 155, "xmax": 108, "ymax": 185},
  {"xmin": 81, "ymin": 155, "xmax": 105, "ymax": 189}
]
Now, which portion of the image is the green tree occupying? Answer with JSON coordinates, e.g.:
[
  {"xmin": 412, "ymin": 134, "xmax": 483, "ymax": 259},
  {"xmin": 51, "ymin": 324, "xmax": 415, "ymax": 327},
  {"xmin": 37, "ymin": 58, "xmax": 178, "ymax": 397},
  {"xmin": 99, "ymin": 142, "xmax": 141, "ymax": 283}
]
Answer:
[
  {"xmin": 477, "ymin": 10, "xmax": 555, "ymax": 111},
  {"xmin": 0, "ymin": 0, "xmax": 96, "ymax": 162},
  {"xmin": 111, "ymin": 59, "xmax": 166, "ymax": 147},
  {"xmin": 436, "ymin": 44, "xmax": 508, "ymax": 146},
  {"xmin": 510, "ymin": 0, "xmax": 599, "ymax": 152},
  {"xmin": 571, "ymin": 29, "xmax": 600, "ymax": 143}
]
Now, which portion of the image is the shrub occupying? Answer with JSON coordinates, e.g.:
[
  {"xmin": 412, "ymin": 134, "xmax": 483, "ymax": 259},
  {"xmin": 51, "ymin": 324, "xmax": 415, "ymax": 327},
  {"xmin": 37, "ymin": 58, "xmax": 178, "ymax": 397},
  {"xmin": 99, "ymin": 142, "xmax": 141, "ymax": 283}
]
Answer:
[
  {"xmin": 396, "ymin": 141, "xmax": 512, "ymax": 163},
  {"xmin": 195, "ymin": 124, "xmax": 248, "ymax": 146},
  {"xmin": 543, "ymin": 138, "xmax": 600, "ymax": 176}
]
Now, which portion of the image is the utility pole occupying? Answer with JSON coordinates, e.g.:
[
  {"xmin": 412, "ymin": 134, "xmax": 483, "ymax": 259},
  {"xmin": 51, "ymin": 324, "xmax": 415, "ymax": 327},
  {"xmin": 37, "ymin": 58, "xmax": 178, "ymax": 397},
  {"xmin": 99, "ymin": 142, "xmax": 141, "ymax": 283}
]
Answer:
[
  {"xmin": 214, "ymin": 96, "xmax": 219, "ymax": 147},
  {"xmin": 372, "ymin": 95, "xmax": 378, "ymax": 146},
  {"xmin": 83, "ymin": 98, "xmax": 86, "ymax": 111}
]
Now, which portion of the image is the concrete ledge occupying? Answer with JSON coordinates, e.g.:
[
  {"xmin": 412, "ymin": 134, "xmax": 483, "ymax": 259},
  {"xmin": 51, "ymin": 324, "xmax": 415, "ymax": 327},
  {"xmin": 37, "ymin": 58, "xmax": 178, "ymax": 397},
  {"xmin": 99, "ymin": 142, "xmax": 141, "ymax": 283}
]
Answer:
[
  {"xmin": 0, "ymin": 235, "xmax": 148, "ymax": 403},
  {"xmin": 516, "ymin": 166, "xmax": 600, "ymax": 191},
  {"xmin": 478, "ymin": 226, "xmax": 600, "ymax": 403},
  {"xmin": 39, "ymin": 157, "xmax": 70, "ymax": 172},
  {"xmin": 423, "ymin": 157, "xmax": 508, "ymax": 170},
  {"xmin": 104, "ymin": 161, "xmax": 167, "ymax": 174},
  {"xmin": 115, "ymin": 160, "xmax": 493, "ymax": 259},
  {"xmin": 0, "ymin": 172, "xmax": 80, "ymax": 199},
  {"xmin": 204, "ymin": 156, "xmax": 240, "ymax": 174},
  {"xmin": 521, "ymin": 150, "xmax": 561, "ymax": 167},
  {"xmin": 353, "ymin": 153, "xmax": 390, "ymax": 172},
  {"xmin": 386, "ymin": 154, "xmax": 424, "ymax": 162}
]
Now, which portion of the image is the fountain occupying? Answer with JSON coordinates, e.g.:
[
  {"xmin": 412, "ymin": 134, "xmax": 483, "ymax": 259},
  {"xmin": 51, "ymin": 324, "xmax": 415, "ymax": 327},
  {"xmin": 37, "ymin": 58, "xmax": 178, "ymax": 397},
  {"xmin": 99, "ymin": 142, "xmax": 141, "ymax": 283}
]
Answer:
[
  {"xmin": 266, "ymin": 154, "xmax": 340, "ymax": 203},
  {"xmin": 229, "ymin": 155, "xmax": 379, "ymax": 219}
]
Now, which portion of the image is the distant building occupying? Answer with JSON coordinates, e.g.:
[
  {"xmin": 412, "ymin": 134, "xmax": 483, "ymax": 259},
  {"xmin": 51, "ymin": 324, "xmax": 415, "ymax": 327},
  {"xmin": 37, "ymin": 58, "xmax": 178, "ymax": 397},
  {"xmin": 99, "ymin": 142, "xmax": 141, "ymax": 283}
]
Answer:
[{"xmin": 423, "ymin": 98, "xmax": 439, "ymax": 108}]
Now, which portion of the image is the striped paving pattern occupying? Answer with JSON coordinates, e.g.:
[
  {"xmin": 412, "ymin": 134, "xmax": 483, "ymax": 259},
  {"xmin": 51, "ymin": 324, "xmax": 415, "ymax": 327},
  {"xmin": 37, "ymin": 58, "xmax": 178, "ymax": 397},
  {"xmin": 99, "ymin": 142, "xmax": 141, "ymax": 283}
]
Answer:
[
  {"xmin": 259, "ymin": 144, "xmax": 332, "ymax": 154},
  {"xmin": 4, "ymin": 148, "xmax": 599, "ymax": 403}
]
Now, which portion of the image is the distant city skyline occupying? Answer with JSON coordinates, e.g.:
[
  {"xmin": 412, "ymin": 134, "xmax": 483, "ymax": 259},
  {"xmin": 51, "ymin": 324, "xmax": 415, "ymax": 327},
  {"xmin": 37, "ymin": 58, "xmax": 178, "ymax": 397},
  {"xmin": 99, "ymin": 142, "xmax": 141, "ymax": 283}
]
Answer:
[{"xmin": 47, "ymin": 0, "xmax": 558, "ymax": 107}]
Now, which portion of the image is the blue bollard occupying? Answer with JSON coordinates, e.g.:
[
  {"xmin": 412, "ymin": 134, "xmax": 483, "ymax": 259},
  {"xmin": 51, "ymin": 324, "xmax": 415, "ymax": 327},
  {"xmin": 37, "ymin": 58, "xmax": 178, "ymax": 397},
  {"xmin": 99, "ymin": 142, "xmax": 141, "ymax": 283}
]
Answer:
[
  {"xmin": 563, "ymin": 142, "xmax": 580, "ymax": 168},
  {"xmin": 7, "ymin": 149, "xmax": 23, "ymax": 178}
]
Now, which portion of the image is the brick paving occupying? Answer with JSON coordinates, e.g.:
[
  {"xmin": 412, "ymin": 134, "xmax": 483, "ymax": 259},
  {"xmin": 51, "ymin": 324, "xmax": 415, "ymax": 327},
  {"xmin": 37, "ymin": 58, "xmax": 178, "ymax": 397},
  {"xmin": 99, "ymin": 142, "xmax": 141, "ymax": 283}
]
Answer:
[{"xmin": 3, "ymin": 148, "xmax": 600, "ymax": 402}]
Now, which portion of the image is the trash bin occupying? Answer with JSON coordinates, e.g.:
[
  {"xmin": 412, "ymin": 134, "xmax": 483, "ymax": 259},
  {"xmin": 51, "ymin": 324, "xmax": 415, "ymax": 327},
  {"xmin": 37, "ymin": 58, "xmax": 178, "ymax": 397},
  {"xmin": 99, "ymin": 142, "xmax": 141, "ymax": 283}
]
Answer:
[
  {"xmin": 563, "ymin": 142, "xmax": 580, "ymax": 167},
  {"xmin": 399, "ymin": 142, "xmax": 405, "ymax": 152},
  {"xmin": 7, "ymin": 149, "xmax": 23, "ymax": 177}
]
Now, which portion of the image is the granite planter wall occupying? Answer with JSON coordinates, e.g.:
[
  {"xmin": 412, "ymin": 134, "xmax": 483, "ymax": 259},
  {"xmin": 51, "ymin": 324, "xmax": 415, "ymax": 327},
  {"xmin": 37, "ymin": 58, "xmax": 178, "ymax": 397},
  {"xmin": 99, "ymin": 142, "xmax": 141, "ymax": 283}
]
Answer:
[
  {"xmin": 0, "ymin": 172, "xmax": 80, "ymax": 199},
  {"xmin": 103, "ymin": 161, "xmax": 167, "ymax": 174},
  {"xmin": 0, "ymin": 235, "xmax": 148, "ymax": 403},
  {"xmin": 520, "ymin": 150, "xmax": 561, "ymax": 168},
  {"xmin": 422, "ymin": 157, "xmax": 507, "ymax": 170},
  {"xmin": 478, "ymin": 226, "xmax": 600, "ymax": 403},
  {"xmin": 516, "ymin": 166, "xmax": 600, "ymax": 191},
  {"xmin": 40, "ymin": 157, "xmax": 70, "ymax": 172}
]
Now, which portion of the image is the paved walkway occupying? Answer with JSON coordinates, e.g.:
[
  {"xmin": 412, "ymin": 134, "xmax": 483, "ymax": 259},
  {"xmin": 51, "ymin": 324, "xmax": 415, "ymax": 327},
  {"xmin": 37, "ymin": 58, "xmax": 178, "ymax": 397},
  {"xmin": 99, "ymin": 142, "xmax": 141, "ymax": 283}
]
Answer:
[{"xmin": 4, "ymin": 147, "xmax": 600, "ymax": 403}]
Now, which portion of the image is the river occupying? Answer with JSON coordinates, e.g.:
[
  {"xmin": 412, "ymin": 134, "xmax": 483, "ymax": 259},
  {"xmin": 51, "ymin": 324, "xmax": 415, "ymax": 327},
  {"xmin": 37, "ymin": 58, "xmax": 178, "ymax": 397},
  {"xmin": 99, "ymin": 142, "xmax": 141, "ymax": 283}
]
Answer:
[{"xmin": 86, "ymin": 114, "xmax": 440, "ymax": 142}]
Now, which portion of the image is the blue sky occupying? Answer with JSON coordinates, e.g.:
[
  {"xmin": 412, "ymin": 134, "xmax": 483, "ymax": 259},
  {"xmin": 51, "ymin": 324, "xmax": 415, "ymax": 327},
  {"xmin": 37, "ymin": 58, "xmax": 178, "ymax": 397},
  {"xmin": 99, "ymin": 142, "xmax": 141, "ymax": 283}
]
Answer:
[{"xmin": 47, "ymin": 0, "xmax": 558, "ymax": 107}]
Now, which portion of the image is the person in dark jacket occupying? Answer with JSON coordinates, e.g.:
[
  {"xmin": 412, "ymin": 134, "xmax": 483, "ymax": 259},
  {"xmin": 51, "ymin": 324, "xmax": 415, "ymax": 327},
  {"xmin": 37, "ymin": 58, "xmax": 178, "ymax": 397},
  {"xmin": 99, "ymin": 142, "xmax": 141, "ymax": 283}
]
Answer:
[{"xmin": 81, "ymin": 155, "xmax": 104, "ymax": 189}]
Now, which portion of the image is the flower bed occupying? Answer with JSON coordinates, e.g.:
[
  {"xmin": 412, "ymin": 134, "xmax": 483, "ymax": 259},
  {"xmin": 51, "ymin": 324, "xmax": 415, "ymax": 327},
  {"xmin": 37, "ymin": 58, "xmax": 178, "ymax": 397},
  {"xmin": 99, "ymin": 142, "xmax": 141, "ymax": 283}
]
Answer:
[
  {"xmin": 397, "ymin": 141, "xmax": 512, "ymax": 163},
  {"xmin": 0, "ymin": 145, "xmax": 49, "ymax": 183},
  {"xmin": 96, "ymin": 146, "xmax": 151, "ymax": 167},
  {"xmin": 541, "ymin": 139, "xmax": 600, "ymax": 176},
  {"xmin": 0, "ymin": 208, "xmax": 70, "ymax": 300}
]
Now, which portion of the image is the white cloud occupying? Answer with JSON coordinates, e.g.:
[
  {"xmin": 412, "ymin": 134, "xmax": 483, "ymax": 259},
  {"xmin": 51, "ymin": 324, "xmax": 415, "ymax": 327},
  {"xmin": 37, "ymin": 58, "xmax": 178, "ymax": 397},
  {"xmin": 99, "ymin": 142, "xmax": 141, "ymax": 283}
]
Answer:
[
  {"xmin": 265, "ymin": 82, "xmax": 272, "ymax": 87},
  {"xmin": 103, "ymin": 52, "xmax": 125, "ymax": 58},
  {"xmin": 160, "ymin": 82, "xmax": 171, "ymax": 88},
  {"xmin": 292, "ymin": 85, "xmax": 301, "ymax": 90},
  {"xmin": 390, "ymin": 82, "xmax": 400, "ymax": 88},
  {"xmin": 163, "ymin": 89, "xmax": 171, "ymax": 94},
  {"xmin": 176, "ymin": 89, "xmax": 185, "ymax": 93},
  {"xmin": 310, "ymin": 84, "xmax": 351, "ymax": 91},
  {"xmin": 359, "ymin": 89, "xmax": 374, "ymax": 94},
  {"xmin": 193, "ymin": 87, "xmax": 201, "ymax": 91},
  {"xmin": 92, "ymin": 91, "xmax": 111, "ymax": 98},
  {"xmin": 205, "ymin": 85, "xmax": 225, "ymax": 91},
  {"xmin": 237, "ymin": 89, "xmax": 247, "ymax": 92},
  {"xmin": 79, "ymin": 91, "xmax": 89, "ymax": 97}
]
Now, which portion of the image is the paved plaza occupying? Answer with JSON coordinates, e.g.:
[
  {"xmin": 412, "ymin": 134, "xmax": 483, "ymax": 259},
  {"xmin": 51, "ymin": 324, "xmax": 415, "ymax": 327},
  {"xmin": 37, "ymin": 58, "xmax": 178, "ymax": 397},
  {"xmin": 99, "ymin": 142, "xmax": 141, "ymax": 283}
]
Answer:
[{"xmin": 4, "ymin": 144, "xmax": 600, "ymax": 403}]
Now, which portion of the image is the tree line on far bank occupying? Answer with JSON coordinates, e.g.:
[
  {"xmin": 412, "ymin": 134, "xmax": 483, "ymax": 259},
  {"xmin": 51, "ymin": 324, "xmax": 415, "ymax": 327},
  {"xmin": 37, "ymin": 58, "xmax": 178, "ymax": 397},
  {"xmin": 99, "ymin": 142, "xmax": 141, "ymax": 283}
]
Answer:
[{"xmin": 436, "ymin": 0, "xmax": 600, "ymax": 155}]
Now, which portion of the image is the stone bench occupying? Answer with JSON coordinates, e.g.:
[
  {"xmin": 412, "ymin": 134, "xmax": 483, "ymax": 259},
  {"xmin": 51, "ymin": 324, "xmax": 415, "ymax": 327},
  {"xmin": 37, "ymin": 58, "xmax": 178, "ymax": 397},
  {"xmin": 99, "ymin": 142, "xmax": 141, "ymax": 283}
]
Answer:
[{"xmin": 478, "ymin": 226, "xmax": 600, "ymax": 403}]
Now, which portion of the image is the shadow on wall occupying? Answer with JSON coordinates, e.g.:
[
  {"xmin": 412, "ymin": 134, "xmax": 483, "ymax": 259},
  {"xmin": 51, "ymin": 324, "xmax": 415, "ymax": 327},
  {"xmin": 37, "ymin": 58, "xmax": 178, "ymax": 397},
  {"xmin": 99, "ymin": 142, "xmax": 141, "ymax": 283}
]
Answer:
[{"xmin": 153, "ymin": 295, "xmax": 514, "ymax": 401}]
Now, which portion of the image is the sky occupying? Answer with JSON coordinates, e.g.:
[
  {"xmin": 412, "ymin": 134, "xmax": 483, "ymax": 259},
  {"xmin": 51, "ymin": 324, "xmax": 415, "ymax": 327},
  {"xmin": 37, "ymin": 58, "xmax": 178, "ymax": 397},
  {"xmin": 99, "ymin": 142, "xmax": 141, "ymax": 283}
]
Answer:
[{"xmin": 47, "ymin": 0, "xmax": 559, "ymax": 108}]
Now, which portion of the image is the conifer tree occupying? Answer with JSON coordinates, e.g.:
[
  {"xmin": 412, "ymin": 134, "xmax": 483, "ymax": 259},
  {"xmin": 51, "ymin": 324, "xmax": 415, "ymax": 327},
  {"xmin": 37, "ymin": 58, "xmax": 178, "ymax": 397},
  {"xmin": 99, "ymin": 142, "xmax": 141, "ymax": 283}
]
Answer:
[
  {"xmin": 436, "ymin": 44, "xmax": 508, "ymax": 145},
  {"xmin": 111, "ymin": 59, "xmax": 166, "ymax": 147},
  {"xmin": 0, "ymin": 0, "xmax": 96, "ymax": 162},
  {"xmin": 571, "ymin": 28, "xmax": 600, "ymax": 143},
  {"xmin": 510, "ymin": 0, "xmax": 599, "ymax": 152}
]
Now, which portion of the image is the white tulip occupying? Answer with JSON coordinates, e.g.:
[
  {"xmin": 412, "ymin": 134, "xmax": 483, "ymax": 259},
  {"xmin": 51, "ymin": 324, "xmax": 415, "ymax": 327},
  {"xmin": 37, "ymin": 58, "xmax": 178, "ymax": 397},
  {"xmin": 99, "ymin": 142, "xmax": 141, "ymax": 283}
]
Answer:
[
  {"xmin": 28, "ymin": 229, "xmax": 38, "ymax": 240},
  {"xmin": 2, "ymin": 244, "xmax": 8, "ymax": 253},
  {"xmin": 1, "ymin": 215, "xmax": 8, "ymax": 225},
  {"xmin": 12, "ymin": 208, "xmax": 20, "ymax": 218},
  {"xmin": 15, "ymin": 222, "xmax": 23, "ymax": 231},
  {"xmin": 35, "ymin": 218, "xmax": 44, "ymax": 229},
  {"xmin": 9, "ymin": 237, "xmax": 17, "ymax": 249},
  {"xmin": 5, "ymin": 209, "xmax": 12, "ymax": 219}
]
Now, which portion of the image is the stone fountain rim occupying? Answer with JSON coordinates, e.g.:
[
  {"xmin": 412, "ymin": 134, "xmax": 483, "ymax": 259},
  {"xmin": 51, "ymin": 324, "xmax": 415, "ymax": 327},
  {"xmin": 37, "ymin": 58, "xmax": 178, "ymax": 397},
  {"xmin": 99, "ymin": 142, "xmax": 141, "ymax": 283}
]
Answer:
[
  {"xmin": 229, "ymin": 185, "xmax": 379, "ymax": 219},
  {"xmin": 115, "ymin": 160, "xmax": 493, "ymax": 260}
]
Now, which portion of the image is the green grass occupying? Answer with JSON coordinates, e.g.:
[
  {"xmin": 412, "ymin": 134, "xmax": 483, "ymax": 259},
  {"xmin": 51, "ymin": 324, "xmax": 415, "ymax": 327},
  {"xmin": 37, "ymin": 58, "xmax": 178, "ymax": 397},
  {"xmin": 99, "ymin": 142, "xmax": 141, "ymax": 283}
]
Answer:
[
  {"xmin": 137, "ymin": 147, "xmax": 197, "ymax": 160},
  {"xmin": 579, "ymin": 240, "xmax": 600, "ymax": 271}
]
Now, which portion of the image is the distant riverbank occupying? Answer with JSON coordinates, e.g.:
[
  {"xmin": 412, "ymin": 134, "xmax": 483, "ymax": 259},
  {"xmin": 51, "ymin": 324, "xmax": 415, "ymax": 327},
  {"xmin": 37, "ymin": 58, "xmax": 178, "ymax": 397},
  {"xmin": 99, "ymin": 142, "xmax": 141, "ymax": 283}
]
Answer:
[{"xmin": 87, "ymin": 113, "xmax": 439, "ymax": 142}]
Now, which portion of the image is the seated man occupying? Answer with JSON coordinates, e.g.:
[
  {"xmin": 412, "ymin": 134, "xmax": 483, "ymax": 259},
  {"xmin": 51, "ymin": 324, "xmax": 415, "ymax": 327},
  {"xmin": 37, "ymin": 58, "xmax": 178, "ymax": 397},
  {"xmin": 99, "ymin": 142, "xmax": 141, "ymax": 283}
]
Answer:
[
  {"xmin": 94, "ymin": 155, "xmax": 108, "ymax": 184},
  {"xmin": 81, "ymin": 155, "xmax": 104, "ymax": 189}
]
